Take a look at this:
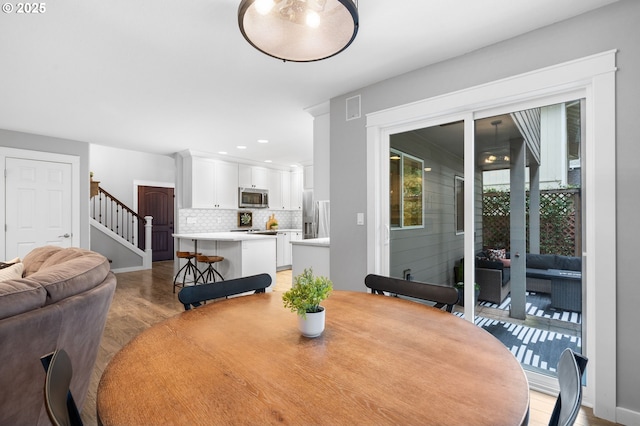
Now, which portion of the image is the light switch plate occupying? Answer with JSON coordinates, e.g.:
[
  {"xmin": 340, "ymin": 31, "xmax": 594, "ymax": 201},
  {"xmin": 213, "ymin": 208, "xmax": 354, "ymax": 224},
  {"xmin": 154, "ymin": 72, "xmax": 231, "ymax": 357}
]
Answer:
[
  {"xmin": 186, "ymin": 217, "xmax": 197, "ymax": 224},
  {"xmin": 356, "ymin": 213, "xmax": 364, "ymax": 225}
]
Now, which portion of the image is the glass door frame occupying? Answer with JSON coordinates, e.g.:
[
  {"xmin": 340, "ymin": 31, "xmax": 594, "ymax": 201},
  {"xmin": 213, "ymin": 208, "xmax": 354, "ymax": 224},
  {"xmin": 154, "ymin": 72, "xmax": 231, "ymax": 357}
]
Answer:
[{"xmin": 365, "ymin": 50, "xmax": 616, "ymax": 420}]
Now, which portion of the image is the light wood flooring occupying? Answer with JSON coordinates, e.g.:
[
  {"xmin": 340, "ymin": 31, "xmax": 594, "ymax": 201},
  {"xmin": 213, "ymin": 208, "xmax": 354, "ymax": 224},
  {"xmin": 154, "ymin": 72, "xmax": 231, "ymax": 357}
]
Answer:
[{"xmin": 82, "ymin": 262, "xmax": 616, "ymax": 425}]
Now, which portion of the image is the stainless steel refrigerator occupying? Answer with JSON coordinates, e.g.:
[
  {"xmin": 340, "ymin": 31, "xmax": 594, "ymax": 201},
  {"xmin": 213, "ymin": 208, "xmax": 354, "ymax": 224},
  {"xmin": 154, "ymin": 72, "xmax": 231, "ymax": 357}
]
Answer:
[{"xmin": 302, "ymin": 190, "xmax": 330, "ymax": 239}]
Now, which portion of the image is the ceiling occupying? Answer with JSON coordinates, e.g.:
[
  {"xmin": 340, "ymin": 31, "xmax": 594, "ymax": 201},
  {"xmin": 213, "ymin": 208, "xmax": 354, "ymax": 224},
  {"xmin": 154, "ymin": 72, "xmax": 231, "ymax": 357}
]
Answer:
[{"xmin": 0, "ymin": 0, "xmax": 617, "ymax": 169}]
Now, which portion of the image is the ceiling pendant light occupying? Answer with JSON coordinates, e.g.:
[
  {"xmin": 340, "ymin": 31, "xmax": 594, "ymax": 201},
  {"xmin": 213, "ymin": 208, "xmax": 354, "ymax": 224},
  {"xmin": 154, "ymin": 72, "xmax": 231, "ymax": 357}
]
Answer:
[{"xmin": 238, "ymin": 0, "xmax": 359, "ymax": 62}]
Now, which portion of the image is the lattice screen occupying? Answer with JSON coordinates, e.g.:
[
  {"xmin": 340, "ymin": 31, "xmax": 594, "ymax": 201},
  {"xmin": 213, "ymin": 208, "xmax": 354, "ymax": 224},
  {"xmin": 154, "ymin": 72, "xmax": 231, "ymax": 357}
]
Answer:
[{"xmin": 482, "ymin": 188, "xmax": 581, "ymax": 256}]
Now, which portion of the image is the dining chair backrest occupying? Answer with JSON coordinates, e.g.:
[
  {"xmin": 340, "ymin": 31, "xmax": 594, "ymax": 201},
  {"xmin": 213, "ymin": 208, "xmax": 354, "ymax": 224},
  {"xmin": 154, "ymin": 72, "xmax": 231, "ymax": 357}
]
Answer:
[
  {"xmin": 549, "ymin": 348, "xmax": 588, "ymax": 426},
  {"xmin": 42, "ymin": 348, "xmax": 83, "ymax": 426},
  {"xmin": 178, "ymin": 273, "xmax": 272, "ymax": 310},
  {"xmin": 364, "ymin": 274, "xmax": 459, "ymax": 312}
]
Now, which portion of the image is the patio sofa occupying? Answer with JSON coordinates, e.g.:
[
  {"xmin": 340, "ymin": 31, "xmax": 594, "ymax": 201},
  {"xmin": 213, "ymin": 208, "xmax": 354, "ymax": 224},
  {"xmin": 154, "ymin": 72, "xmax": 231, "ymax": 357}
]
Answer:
[
  {"xmin": 474, "ymin": 251, "xmax": 582, "ymax": 311},
  {"xmin": 475, "ymin": 257, "xmax": 511, "ymax": 305},
  {"xmin": 0, "ymin": 246, "xmax": 116, "ymax": 425}
]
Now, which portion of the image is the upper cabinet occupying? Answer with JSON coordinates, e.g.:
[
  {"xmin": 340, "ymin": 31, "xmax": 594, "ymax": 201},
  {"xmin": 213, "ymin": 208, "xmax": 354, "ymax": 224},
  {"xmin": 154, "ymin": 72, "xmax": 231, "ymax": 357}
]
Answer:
[
  {"xmin": 238, "ymin": 164, "xmax": 269, "ymax": 189},
  {"xmin": 183, "ymin": 156, "xmax": 238, "ymax": 209},
  {"xmin": 268, "ymin": 169, "xmax": 290, "ymax": 210},
  {"xmin": 290, "ymin": 170, "xmax": 303, "ymax": 210},
  {"xmin": 181, "ymin": 152, "xmax": 304, "ymax": 211}
]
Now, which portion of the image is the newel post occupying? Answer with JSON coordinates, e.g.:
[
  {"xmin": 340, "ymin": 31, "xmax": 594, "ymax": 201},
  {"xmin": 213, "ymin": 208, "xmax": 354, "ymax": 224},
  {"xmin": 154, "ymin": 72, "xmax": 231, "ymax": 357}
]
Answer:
[{"xmin": 144, "ymin": 216, "xmax": 153, "ymax": 269}]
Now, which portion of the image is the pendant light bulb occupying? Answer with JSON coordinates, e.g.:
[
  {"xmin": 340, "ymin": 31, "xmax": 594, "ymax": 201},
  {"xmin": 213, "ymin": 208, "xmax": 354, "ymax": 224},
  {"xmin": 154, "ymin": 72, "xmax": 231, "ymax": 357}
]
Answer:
[
  {"xmin": 306, "ymin": 10, "xmax": 321, "ymax": 28},
  {"xmin": 254, "ymin": 0, "xmax": 275, "ymax": 15}
]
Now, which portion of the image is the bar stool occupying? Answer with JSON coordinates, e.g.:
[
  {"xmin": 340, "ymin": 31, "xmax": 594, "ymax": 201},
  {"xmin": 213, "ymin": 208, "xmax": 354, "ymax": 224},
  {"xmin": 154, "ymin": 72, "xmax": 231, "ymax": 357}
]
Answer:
[
  {"xmin": 195, "ymin": 254, "xmax": 225, "ymax": 283},
  {"xmin": 173, "ymin": 251, "xmax": 200, "ymax": 293}
]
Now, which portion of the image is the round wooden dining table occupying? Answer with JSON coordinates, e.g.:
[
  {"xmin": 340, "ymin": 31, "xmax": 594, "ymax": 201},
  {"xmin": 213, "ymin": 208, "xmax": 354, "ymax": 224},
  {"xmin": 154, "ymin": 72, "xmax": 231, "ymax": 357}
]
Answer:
[{"xmin": 97, "ymin": 291, "xmax": 529, "ymax": 425}]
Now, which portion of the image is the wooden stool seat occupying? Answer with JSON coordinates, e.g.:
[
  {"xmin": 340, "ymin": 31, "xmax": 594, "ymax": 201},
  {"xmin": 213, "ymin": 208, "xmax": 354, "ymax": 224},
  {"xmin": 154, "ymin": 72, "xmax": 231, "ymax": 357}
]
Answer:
[
  {"xmin": 195, "ymin": 255, "xmax": 225, "ymax": 283},
  {"xmin": 173, "ymin": 252, "xmax": 200, "ymax": 293},
  {"xmin": 176, "ymin": 251, "xmax": 197, "ymax": 259},
  {"xmin": 195, "ymin": 254, "xmax": 224, "ymax": 264}
]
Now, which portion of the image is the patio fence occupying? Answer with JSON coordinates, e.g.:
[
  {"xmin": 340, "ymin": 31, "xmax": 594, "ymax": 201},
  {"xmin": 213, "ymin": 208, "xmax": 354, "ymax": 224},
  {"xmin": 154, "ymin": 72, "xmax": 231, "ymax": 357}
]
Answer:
[{"xmin": 482, "ymin": 188, "xmax": 581, "ymax": 256}]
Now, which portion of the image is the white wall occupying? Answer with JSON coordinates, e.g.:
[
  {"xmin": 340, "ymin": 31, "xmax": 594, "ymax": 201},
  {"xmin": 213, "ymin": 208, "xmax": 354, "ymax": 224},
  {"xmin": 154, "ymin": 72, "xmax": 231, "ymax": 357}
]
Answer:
[{"xmin": 89, "ymin": 144, "xmax": 175, "ymax": 208}]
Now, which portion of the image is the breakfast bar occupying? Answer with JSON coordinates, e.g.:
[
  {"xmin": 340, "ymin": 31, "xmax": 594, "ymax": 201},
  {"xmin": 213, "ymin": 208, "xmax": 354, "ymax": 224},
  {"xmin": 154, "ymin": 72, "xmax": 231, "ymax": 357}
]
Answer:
[{"xmin": 173, "ymin": 232, "xmax": 276, "ymax": 287}]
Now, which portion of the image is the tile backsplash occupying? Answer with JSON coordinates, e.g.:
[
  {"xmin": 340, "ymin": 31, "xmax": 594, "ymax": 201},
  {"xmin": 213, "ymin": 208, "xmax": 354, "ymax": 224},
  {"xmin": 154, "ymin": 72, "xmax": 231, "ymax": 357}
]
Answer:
[{"xmin": 178, "ymin": 208, "xmax": 302, "ymax": 233}]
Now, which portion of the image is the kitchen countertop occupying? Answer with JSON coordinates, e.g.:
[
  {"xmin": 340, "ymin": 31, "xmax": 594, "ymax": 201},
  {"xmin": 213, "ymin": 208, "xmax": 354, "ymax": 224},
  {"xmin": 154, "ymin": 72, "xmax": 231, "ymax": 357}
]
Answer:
[
  {"xmin": 290, "ymin": 237, "xmax": 330, "ymax": 247},
  {"xmin": 172, "ymin": 232, "xmax": 277, "ymax": 242}
]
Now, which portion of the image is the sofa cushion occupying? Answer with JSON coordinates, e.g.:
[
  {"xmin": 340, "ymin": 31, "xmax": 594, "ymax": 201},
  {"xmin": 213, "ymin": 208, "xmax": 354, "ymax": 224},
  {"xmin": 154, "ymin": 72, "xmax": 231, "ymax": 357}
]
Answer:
[
  {"xmin": 526, "ymin": 253, "xmax": 555, "ymax": 270},
  {"xmin": 39, "ymin": 247, "xmax": 90, "ymax": 270},
  {"xmin": 27, "ymin": 250, "xmax": 111, "ymax": 305},
  {"xmin": 476, "ymin": 258, "xmax": 503, "ymax": 270},
  {"xmin": 0, "ymin": 262, "xmax": 24, "ymax": 282},
  {"xmin": 22, "ymin": 245, "xmax": 64, "ymax": 277},
  {"xmin": 487, "ymin": 248, "xmax": 506, "ymax": 261},
  {"xmin": 0, "ymin": 257, "xmax": 21, "ymax": 270},
  {"xmin": 0, "ymin": 278, "xmax": 47, "ymax": 320},
  {"xmin": 555, "ymin": 255, "xmax": 581, "ymax": 271}
]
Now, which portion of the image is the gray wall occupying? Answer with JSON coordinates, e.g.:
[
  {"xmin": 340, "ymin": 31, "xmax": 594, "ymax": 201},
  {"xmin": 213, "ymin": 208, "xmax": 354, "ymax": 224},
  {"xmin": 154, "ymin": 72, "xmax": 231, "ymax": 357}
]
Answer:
[
  {"xmin": 329, "ymin": 0, "xmax": 639, "ymax": 414},
  {"xmin": 0, "ymin": 129, "xmax": 90, "ymax": 249}
]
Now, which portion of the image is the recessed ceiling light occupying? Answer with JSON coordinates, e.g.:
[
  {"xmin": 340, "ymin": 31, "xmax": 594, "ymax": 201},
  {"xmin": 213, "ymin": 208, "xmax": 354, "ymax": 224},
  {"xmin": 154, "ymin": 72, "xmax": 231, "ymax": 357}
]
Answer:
[
  {"xmin": 264, "ymin": 160, "xmax": 272, "ymax": 163},
  {"xmin": 237, "ymin": 145, "xmax": 247, "ymax": 149},
  {"xmin": 258, "ymin": 139, "xmax": 269, "ymax": 144},
  {"xmin": 218, "ymin": 151, "xmax": 228, "ymax": 155},
  {"xmin": 290, "ymin": 164, "xmax": 298, "ymax": 168}
]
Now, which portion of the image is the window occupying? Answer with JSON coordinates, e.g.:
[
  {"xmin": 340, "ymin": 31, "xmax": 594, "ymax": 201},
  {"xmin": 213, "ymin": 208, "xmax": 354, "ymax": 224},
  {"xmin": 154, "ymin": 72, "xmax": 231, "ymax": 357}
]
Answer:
[{"xmin": 390, "ymin": 149, "xmax": 423, "ymax": 228}]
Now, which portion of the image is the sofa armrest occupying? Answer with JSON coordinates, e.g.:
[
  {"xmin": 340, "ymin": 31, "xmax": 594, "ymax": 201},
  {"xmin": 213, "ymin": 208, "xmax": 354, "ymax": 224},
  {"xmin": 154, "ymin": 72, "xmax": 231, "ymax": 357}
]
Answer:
[{"xmin": 475, "ymin": 267, "xmax": 511, "ymax": 305}]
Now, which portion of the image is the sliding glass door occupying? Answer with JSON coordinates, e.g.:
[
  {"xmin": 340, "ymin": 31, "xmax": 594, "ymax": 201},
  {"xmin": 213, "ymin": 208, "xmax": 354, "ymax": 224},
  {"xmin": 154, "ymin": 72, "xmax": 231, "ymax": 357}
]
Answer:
[{"xmin": 473, "ymin": 100, "xmax": 585, "ymax": 377}]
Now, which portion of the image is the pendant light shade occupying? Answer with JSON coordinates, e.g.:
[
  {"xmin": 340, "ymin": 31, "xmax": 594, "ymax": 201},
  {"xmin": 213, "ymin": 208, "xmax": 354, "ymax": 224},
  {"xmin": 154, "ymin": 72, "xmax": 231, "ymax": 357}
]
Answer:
[{"xmin": 238, "ymin": 0, "xmax": 359, "ymax": 62}]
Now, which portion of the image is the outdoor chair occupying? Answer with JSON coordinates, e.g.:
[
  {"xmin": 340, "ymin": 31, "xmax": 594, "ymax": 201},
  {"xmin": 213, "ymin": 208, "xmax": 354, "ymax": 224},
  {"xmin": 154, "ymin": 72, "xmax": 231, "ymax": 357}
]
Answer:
[
  {"xmin": 364, "ymin": 274, "xmax": 459, "ymax": 312},
  {"xmin": 42, "ymin": 348, "xmax": 83, "ymax": 426},
  {"xmin": 178, "ymin": 273, "xmax": 272, "ymax": 310},
  {"xmin": 549, "ymin": 348, "xmax": 588, "ymax": 426}
]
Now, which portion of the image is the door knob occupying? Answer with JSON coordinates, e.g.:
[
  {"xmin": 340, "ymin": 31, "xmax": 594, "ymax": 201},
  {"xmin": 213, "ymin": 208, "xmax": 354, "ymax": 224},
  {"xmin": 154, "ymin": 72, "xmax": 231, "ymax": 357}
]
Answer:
[{"xmin": 58, "ymin": 233, "xmax": 71, "ymax": 238}]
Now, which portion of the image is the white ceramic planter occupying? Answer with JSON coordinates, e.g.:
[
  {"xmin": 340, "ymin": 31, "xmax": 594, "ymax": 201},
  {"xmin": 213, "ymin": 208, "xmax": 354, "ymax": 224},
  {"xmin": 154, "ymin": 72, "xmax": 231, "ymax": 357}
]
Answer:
[{"xmin": 297, "ymin": 307, "xmax": 325, "ymax": 338}]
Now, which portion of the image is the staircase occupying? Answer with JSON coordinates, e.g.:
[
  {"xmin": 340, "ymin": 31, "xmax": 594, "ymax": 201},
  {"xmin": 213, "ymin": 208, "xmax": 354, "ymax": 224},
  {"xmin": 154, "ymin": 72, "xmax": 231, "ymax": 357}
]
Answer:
[{"xmin": 90, "ymin": 182, "xmax": 153, "ymax": 272}]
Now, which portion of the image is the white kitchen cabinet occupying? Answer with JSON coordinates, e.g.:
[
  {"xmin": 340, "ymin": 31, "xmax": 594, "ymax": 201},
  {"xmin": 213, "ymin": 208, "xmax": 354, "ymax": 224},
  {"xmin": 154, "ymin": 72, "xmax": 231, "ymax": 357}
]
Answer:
[
  {"xmin": 214, "ymin": 161, "xmax": 239, "ymax": 209},
  {"xmin": 276, "ymin": 231, "xmax": 291, "ymax": 269},
  {"xmin": 238, "ymin": 164, "xmax": 269, "ymax": 189},
  {"xmin": 269, "ymin": 170, "xmax": 291, "ymax": 210},
  {"xmin": 276, "ymin": 230, "xmax": 302, "ymax": 269},
  {"xmin": 184, "ymin": 156, "xmax": 238, "ymax": 208},
  {"xmin": 290, "ymin": 170, "xmax": 303, "ymax": 210}
]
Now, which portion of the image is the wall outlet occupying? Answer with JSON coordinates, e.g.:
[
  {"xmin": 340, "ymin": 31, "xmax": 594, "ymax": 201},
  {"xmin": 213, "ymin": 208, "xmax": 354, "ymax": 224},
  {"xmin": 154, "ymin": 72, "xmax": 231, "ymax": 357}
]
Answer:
[{"xmin": 186, "ymin": 217, "xmax": 197, "ymax": 224}]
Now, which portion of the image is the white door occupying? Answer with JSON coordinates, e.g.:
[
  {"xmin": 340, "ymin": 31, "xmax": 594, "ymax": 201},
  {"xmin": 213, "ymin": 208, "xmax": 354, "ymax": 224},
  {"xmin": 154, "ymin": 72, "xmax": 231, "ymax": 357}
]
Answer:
[{"xmin": 5, "ymin": 157, "xmax": 74, "ymax": 259}]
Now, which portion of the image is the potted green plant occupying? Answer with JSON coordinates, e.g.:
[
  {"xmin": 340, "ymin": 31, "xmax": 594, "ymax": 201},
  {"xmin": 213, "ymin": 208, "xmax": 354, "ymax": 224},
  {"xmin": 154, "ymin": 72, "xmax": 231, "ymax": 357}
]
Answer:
[
  {"xmin": 282, "ymin": 268, "xmax": 333, "ymax": 338},
  {"xmin": 454, "ymin": 282, "xmax": 480, "ymax": 306}
]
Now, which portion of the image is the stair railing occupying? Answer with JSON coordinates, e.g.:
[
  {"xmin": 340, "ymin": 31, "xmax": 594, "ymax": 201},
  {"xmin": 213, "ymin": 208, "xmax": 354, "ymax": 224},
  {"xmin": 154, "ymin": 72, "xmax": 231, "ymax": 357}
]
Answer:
[{"xmin": 90, "ymin": 185, "xmax": 152, "ymax": 253}]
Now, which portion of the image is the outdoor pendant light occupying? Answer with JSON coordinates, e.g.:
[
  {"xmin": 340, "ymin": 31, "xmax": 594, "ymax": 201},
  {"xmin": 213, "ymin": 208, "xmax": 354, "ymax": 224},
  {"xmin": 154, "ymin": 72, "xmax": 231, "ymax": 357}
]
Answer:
[{"xmin": 238, "ymin": 0, "xmax": 359, "ymax": 62}]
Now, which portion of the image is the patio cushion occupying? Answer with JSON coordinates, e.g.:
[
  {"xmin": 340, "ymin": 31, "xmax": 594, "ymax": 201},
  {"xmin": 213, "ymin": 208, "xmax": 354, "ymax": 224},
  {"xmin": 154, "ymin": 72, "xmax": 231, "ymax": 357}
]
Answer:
[
  {"xmin": 555, "ymin": 255, "xmax": 581, "ymax": 271},
  {"xmin": 526, "ymin": 254, "xmax": 555, "ymax": 270}
]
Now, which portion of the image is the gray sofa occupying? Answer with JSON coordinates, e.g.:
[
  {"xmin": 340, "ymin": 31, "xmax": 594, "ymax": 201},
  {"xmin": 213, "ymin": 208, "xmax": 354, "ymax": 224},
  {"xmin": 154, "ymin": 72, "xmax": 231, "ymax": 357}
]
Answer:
[
  {"xmin": 474, "ymin": 252, "xmax": 582, "ymax": 311},
  {"xmin": 474, "ymin": 258, "xmax": 511, "ymax": 305},
  {"xmin": 0, "ymin": 246, "xmax": 116, "ymax": 425}
]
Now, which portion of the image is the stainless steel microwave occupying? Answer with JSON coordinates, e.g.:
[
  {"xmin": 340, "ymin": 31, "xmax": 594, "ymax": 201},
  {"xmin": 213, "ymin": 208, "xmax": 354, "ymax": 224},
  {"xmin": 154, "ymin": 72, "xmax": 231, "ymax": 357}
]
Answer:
[{"xmin": 238, "ymin": 187, "xmax": 269, "ymax": 209}]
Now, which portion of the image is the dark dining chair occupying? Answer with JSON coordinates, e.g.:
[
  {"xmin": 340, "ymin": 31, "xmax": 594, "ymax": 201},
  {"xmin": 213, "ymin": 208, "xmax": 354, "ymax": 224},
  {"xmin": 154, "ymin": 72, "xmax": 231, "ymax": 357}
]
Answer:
[
  {"xmin": 364, "ymin": 274, "xmax": 459, "ymax": 312},
  {"xmin": 178, "ymin": 273, "xmax": 272, "ymax": 310},
  {"xmin": 549, "ymin": 348, "xmax": 588, "ymax": 426},
  {"xmin": 41, "ymin": 348, "xmax": 83, "ymax": 426}
]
